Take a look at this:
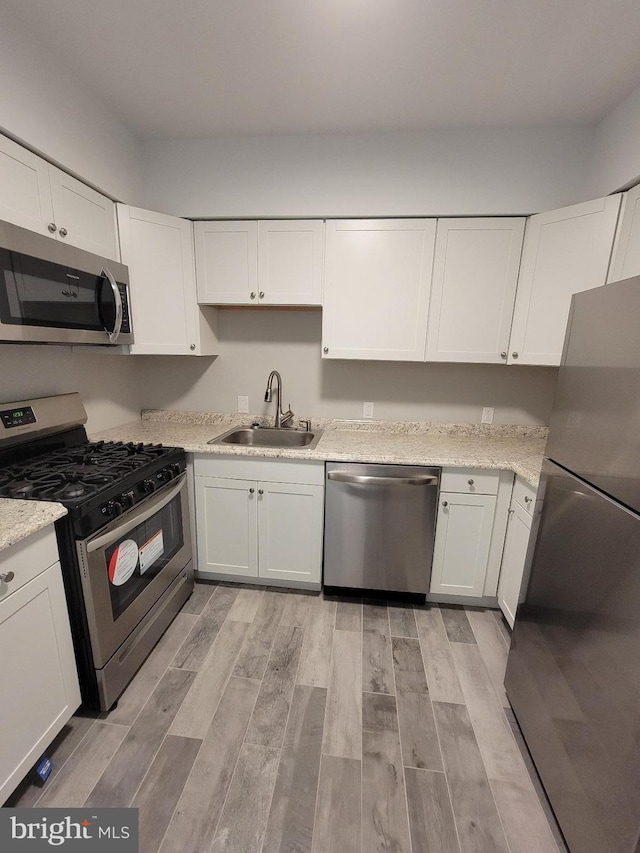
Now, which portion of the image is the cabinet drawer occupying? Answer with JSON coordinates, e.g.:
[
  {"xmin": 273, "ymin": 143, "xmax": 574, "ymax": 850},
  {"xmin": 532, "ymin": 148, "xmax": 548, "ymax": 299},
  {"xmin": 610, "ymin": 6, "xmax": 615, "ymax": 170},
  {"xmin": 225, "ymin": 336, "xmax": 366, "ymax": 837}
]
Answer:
[
  {"xmin": 512, "ymin": 477, "xmax": 537, "ymax": 515},
  {"xmin": 0, "ymin": 526, "xmax": 59, "ymax": 601},
  {"xmin": 440, "ymin": 468, "xmax": 499, "ymax": 495}
]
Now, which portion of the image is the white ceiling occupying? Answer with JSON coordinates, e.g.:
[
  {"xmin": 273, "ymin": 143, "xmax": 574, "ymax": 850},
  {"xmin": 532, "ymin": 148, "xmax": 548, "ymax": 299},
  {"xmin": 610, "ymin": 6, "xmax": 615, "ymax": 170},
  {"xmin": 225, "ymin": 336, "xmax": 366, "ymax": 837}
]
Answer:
[{"xmin": 8, "ymin": 0, "xmax": 640, "ymax": 140}]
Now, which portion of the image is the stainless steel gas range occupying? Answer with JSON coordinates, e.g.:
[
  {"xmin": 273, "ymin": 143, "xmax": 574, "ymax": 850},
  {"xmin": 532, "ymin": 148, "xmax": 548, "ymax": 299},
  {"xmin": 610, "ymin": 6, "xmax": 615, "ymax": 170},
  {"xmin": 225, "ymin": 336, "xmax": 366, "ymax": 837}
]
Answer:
[{"xmin": 0, "ymin": 392, "xmax": 194, "ymax": 711}]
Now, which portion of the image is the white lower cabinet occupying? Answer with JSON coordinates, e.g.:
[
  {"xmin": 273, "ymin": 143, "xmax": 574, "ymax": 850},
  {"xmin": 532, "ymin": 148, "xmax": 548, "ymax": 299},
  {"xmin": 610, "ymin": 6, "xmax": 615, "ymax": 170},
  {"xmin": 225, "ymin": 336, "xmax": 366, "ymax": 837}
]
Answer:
[
  {"xmin": 0, "ymin": 528, "xmax": 81, "ymax": 804},
  {"xmin": 429, "ymin": 468, "xmax": 512, "ymax": 599},
  {"xmin": 497, "ymin": 477, "xmax": 540, "ymax": 627},
  {"xmin": 194, "ymin": 456, "xmax": 324, "ymax": 588}
]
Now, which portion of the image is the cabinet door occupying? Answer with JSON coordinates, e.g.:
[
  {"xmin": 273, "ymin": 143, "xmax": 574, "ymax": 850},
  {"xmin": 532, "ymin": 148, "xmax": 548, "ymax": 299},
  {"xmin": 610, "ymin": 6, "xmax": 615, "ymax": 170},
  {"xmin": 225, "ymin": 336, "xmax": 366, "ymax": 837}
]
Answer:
[
  {"xmin": 430, "ymin": 492, "xmax": 496, "ymax": 597},
  {"xmin": 257, "ymin": 482, "xmax": 324, "ymax": 584},
  {"xmin": 426, "ymin": 218, "xmax": 525, "ymax": 363},
  {"xmin": 195, "ymin": 221, "xmax": 258, "ymax": 304},
  {"xmin": 118, "ymin": 205, "xmax": 217, "ymax": 355},
  {"xmin": 508, "ymin": 195, "xmax": 621, "ymax": 365},
  {"xmin": 48, "ymin": 166, "xmax": 119, "ymax": 261},
  {"xmin": 257, "ymin": 220, "xmax": 323, "ymax": 305},
  {"xmin": 497, "ymin": 501, "xmax": 533, "ymax": 628},
  {"xmin": 0, "ymin": 134, "xmax": 54, "ymax": 236},
  {"xmin": 0, "ymin": 563, "xmax": 81, "ymax": 804},
  {"xmin": 322, "ymin": 219, "xmax": 436, "ymax": 360},
  {"xmin": 608, "ymin": 184, "xmax": 640, "ymax": 282},
  {"xmin": 195, "ymin": 476, "xmax": 258, "ymax": 577}
]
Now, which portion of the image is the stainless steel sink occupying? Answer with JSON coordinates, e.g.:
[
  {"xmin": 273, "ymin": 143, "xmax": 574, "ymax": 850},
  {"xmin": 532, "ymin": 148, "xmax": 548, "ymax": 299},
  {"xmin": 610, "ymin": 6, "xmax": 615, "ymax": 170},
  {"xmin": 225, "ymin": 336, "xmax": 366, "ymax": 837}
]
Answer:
[{"xmin": 208, "ymin": 425, "xmax": 323, "ymax": 450}]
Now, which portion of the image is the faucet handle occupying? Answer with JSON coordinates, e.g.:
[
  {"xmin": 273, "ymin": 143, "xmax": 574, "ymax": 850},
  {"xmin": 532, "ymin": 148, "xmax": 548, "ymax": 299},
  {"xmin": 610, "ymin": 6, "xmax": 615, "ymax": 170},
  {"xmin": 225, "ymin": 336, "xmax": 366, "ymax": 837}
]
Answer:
[{"xmin": 280, "ymin": 405, "xmax": 295, "ymax": 427}]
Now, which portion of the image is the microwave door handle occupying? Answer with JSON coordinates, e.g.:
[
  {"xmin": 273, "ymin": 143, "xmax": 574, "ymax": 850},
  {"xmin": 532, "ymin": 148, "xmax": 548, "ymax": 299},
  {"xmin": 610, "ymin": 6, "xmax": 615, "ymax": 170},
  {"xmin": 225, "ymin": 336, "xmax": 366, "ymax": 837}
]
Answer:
[
  {"xmin": 101, "ymin": 266, "xmax": 123, "ymax": 343},
  {"xmin": 86, "ymin": 474, "xmax": 186, "ymax": 554}
]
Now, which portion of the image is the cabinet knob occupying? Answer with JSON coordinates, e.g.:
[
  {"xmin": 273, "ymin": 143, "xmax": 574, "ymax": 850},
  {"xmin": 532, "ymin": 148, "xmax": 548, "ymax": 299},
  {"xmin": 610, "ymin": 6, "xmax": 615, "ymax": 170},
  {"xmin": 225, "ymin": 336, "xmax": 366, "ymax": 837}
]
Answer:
[
  {"xmin": 250, "ymin": 292, "xmax": 256, "ymax": 299},
  {"xmin": 442, "ymin": 501, "xmax": 448, "ymax": 507},
  {"xmin": 512, "ymin": 351, "xmax": 519, "ymax": 359},
  {"xmin": 48, "ymin": 222, "xmax": 57, "ymax": 233},
  {"xmin": 524, "ymin": 495, "xmax": 532, "ymax": 504},
  {"xmin": 500, "ymin": 351, "xmax": 507, "ymax": 360},
  {"xmin": 59, "ymin": 227, "xmax": 68, "ymax": 238},
  {"xmin": 259, "ymin": 291, "xmax": 265, "ymax": 299},
  {"xmin": 323, "ymin": 346, "xmax": 329, "ymax": 354},
  {"xmin": 249, "ymin": 488, "xmax": 255, "ymax": 494},
  {"xmin": 190, "ymin": 344, "xmax": 196, "ymax": 351},
  {"xmin": 467, "ymin": 479, "xmax": 474, "ymax": 486},
  {"xmin": 258, "ymin": 489, "xmax": 264, "ymax": 495},
  {"xmin": 0, "ymin": 572, "xmax": 14, "ymax": 583}
]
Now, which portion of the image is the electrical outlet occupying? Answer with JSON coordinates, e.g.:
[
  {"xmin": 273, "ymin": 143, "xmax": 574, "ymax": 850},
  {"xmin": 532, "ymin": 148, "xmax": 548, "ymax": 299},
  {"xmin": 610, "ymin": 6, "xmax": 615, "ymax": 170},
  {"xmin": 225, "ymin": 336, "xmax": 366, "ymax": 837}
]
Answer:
[
  {"xmin": 481, "ymin": 406, "xmax": 494, "ymax": 424},
  {"xmin": 363, "ymin": 402, "xmax": 374, "ymax": 419},
  {"xmin": 237, "ymin": 395, "xmax": 249, "ymax": 414}
]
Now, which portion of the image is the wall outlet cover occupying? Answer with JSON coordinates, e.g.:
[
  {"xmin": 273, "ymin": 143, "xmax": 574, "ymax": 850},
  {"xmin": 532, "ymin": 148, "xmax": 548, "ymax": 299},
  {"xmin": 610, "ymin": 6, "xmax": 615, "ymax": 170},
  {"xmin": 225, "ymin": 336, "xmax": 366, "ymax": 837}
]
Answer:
[
  {"xmin": 481, "ymin": 406, "xmax": 494, "ymax": 424},
  {"xmin": 237, "ymin": 395, "xmax": 249, "ymax": 413},
  {"xmin": 363, "ymin": 402, "xmax": 374, "ymax": 419}
]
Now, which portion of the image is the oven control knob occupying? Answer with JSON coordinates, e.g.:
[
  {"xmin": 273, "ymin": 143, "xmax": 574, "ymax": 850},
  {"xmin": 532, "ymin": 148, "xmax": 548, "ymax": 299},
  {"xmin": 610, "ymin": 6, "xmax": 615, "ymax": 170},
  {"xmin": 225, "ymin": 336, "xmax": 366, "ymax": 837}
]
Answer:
[
  {"xmin": 120, "ymin": 490, "xmax": 135, "ymax": 509},
  {"xmin": 105, "ymin": 500, "xmax": 124, "ymax": 517},
  {"xmin": 168, "ymin": 463, "xmax": 182, "ymax": 479},
  {"xmin": 140, "ymin": 479, "xmax": 156, "ymax": 495}
]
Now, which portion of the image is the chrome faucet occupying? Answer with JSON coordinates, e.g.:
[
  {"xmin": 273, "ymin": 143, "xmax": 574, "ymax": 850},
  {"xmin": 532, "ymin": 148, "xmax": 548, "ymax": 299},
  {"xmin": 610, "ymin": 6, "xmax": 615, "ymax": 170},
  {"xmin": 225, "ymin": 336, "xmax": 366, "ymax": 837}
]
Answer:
[{"xmin": 264, "ymin": 370, "xmax": 294, "ymax": 428}]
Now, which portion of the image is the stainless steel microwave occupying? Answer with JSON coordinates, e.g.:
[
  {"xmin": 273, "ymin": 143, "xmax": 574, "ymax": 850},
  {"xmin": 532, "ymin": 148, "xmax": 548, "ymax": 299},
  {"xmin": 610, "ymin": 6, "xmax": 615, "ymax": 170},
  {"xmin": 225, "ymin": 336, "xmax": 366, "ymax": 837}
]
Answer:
[{"xmin": 0, "ymin": 219, "xmax": 133, "ymax": 345}]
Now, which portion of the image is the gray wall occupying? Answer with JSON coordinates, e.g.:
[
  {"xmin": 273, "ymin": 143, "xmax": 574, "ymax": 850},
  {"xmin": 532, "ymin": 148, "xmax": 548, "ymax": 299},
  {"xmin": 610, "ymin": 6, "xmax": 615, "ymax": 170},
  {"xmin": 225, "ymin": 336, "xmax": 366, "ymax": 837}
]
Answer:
[{"xmin": 135, "ymin": 310, "xmax": 558, "ymax": 425}]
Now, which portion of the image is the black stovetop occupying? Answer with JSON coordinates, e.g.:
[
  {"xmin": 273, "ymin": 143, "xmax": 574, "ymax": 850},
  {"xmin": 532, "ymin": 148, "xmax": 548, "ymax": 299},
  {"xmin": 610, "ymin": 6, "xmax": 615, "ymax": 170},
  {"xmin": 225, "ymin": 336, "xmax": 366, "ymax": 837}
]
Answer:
[{"xmin": 0, "ymin": 429, "xmax": 186, "ymax": 537}]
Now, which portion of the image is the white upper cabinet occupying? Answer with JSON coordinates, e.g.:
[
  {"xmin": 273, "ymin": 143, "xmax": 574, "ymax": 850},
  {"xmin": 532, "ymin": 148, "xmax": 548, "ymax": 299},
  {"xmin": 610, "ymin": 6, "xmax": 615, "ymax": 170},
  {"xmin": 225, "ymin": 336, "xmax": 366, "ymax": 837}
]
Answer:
[
  {"xmin": 0, "ymin": 134, "xmax": 54, "ymax": 235},
  {"xmin": 195, "ymin": 219, "xmax": 323, "ymax": 305},
  {"xmin": 47, "ymin": 166, "xmax": 119, "ymax": 260},
  {"xmin": 608, "ymin": 184, "xmax": 640, "ymax": 283},
  {"xmin": 508, "ymin": 195, "xmax": 622, "ymax": 366},
  {"xmin": 322, "ymin": 218, "xmax": 436, "ymax": 360},
  {"xmin": 426, "ymin": 218, "xmax": 525, "ymax": 363},
  {"xmin": 0, "ymin": 134, "xmax": 119, "ymax": 261},
  {"xmin": 257, "ymin": 220, "xmax": 323, "ymax": 305},
  {"xmin": 117, "ymin": 205, "xmax": 218, "ymax": 355},
  {"xmin": 195, "ymin": 221, "xmax": 258, "ymax": 304}
]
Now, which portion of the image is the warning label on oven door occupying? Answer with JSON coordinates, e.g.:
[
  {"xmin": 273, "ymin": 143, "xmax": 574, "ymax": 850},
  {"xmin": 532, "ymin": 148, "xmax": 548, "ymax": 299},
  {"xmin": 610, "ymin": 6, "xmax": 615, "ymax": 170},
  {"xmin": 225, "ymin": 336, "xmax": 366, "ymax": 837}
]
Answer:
[
  {"xmin": 108, "ymin": 539, "xmax": 139, "ymax": 586},
  {"xmin": 139, "ymin": 530, "xmax": 164, "ymax": 574}
]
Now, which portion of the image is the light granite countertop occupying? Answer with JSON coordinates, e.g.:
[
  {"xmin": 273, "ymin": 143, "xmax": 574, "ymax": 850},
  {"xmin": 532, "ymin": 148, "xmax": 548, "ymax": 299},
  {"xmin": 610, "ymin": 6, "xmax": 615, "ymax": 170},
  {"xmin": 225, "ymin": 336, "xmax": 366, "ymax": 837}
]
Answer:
[
  {"xmin": 0, "ymin": 499, "xmax": 67, "ymax": 554},
  {"xmin": 92, "ymin": 410, "xmax": 547, "ymax": 489},
  {"xmin": 0, "ymin": 411, "xmax": 546, "ymax": 553}
]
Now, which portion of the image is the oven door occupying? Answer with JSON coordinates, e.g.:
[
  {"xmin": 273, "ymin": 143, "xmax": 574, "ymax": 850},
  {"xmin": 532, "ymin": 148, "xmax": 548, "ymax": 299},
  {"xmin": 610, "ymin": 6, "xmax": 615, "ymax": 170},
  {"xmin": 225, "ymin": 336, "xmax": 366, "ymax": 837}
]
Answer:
[{"xmin": 76, "ymin": 473, "xmax": 191, "ymax": 668}]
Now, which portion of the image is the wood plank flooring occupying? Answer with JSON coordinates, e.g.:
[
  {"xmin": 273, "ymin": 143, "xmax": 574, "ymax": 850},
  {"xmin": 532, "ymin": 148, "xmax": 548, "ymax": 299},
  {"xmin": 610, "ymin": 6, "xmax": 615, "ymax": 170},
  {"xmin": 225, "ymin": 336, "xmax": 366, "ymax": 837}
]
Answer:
[{"xmin": 8, "ymin": 583, "xmax": 567, "ymax": 853}]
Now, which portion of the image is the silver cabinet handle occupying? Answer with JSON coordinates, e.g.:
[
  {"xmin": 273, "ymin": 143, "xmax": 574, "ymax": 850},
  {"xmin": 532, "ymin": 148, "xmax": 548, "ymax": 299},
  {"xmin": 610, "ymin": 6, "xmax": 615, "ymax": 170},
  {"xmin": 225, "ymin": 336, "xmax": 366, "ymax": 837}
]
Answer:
[
  {"xmin": 500, "ymin": 351, "xmax": 507, "ymax": 359},
  {"xmin": 442, "ymin": 500, "xmax": 449, "ymax": 507},
  {"xmin": 323, "ymin": 346, "xmax": 329, "ymax": 354},
  {"xmin": 101, "ymin": 267, "xmax": 123, "ymax": 343},
  {"xmin": 249, "ymin": 488, "xmax": 255, "ymax": 494},
  {"xmin": 259, "ymin": 291, "xmax": 265, "ymax": 298},
  {"xmin": 258, "ymin": 489, "xmax": 264, "ymax": 495},
  {"xmin": 250, "ymin": 292, "xmax": 256, "ymax": 300},
  {"xmin": 512, "ymin": 351, "xmax": 519, "ymax": 359},
  {"xmin": 48, "ymin": 222, "xmax": 57, "ymax": 233},
  {"xmin": 468, "ymin": 479, "xmax": 474, "ymax": 486},
  {"xmin": 327, "ymin": 471, "xmax": 438, "ymax": 486},
  {"xmin": 59, "ymin": 227, "xmax": 68, "ymax": 238},
  {"xmin": 524, "ymin": 495, "xmax": 532, "ymax": 504},
  {"xmin": 0, "ymin": 572, "xmax": 15, "ymax": 583},
  {"xmin": 190, "ymin": 344, "xmax": 196, "ymax": 351},
  {"xmin": 87, "ymin": 475, "xmax": 186, "ymax": 553}
]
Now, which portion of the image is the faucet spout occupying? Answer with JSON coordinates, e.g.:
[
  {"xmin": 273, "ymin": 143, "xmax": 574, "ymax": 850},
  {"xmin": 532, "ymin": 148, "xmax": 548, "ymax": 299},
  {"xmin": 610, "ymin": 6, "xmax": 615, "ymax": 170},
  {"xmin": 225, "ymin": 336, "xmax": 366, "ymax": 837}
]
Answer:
[{"xmin": 264, "ymin": 371, "xmax": 293, "ymax": 428}]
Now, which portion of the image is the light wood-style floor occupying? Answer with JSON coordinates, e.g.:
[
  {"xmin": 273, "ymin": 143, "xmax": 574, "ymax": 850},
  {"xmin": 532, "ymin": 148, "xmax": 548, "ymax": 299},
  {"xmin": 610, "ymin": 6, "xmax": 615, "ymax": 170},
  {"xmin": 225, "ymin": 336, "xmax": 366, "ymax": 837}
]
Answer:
[{"xmin": 9, "ymin": 583, "xmax": 568, "ymax": 853}]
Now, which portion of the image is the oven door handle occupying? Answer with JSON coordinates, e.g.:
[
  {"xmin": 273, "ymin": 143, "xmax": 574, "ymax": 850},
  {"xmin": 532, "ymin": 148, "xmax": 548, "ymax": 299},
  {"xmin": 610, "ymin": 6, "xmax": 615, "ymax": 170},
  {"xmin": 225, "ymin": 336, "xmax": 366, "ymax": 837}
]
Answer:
[{"xmin": 86, "ymin": 474, "xmax": 186, "ymax": 554}]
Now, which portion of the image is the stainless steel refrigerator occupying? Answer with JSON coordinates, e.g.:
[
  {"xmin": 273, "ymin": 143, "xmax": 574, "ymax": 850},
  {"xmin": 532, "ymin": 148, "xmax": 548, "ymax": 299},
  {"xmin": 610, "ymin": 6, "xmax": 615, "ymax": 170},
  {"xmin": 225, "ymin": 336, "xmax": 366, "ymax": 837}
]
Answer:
[{"xmin": 505, "ymin": 275, "xmax": 640, "ymax": 853}]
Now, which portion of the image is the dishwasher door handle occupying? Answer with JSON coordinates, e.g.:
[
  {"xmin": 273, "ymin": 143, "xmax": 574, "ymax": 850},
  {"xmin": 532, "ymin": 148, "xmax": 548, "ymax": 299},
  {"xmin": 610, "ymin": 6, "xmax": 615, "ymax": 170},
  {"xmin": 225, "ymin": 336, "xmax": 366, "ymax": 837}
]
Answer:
[{"xmin": 327, "ymin": 471, "xmax": 439, "ymax": 486}]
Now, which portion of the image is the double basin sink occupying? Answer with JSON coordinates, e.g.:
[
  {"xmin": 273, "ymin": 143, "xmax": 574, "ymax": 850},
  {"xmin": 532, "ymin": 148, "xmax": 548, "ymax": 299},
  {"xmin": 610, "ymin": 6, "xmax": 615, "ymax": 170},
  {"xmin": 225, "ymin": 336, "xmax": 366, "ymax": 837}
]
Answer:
[{"xmin": 209, "ymin": 424, "xmax": 323, "ymax": 450}]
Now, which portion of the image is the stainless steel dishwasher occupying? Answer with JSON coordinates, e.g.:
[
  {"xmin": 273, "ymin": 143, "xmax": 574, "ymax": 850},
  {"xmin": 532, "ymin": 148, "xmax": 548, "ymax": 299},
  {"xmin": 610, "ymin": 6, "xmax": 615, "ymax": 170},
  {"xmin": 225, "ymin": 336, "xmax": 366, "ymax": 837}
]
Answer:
[{"xmin": 323, "ymin": 462, "xmax": 440, "ymax": 597}]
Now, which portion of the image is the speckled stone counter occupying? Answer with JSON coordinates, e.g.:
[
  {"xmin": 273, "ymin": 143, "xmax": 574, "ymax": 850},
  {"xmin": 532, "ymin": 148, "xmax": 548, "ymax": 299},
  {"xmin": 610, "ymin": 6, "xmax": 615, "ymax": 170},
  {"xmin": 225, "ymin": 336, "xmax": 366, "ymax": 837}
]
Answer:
[
  {"xmin": 91, "ymin": 410, "xmax": 547, "ymax": 489},
  {"xmin": 0, "ymin": 498, "xmax": 67, "ymax": 554}
]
